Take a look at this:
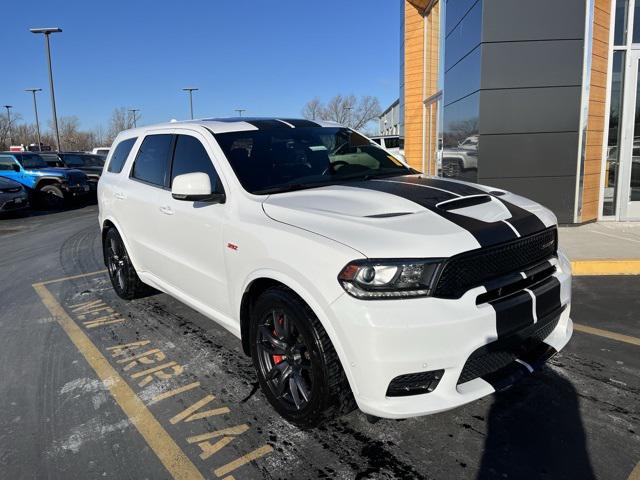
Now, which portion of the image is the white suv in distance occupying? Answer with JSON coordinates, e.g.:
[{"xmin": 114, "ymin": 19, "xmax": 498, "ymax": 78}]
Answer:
[{"xmin": 98, "ymin": 118, "xmax": 573, "ymax": 427}]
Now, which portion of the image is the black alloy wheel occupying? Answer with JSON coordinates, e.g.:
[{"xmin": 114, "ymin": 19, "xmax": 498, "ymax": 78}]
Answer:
[
  {"xmin": 250, "ymin": 286, "xmax": 355, "ymax": 427},
  {"xmin": 256, "ymin": 308, "xmax": 313, "ymax": 411},
  {"xmin": 103, "ymin": 228, "xmax": 148, "ymax": 300}
]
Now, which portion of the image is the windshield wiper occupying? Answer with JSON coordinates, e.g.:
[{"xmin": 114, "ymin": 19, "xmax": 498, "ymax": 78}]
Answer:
[
  {"xmin": 254, "ymin": 181, "xmax": 329, "ymax": 195},
  {"xmin": 334, "ymin": 168, "xmax": 409, "ymax": 183}
]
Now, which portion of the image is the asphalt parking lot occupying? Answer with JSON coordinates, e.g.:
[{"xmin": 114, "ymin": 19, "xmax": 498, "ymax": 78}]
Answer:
[{"xmin": 0, "ymin": 204, "xmax": 639, "ymax": 480}]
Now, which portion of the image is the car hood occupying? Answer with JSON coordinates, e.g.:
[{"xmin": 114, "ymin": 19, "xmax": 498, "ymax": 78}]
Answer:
[
  {"xmin": 0, "ymin": 176, "xmax": 21, "ymax": 188},
  {"xmin": 25, "ymin": 167, "xmax": 85, "ymax": 177},
  {"xmin": 262, "ymin": 175, "xmax": 556, "ymax": 258}
]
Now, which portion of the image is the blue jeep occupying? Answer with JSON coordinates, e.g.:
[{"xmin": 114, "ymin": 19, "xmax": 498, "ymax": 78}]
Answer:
[{"xmin": 0, "ymin": 151, "xmax": 90, "ymax": 208}]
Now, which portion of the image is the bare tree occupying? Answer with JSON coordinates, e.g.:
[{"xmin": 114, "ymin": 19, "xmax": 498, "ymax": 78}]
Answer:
[
  {"xmin": 107, "ymin": 107, "xmax": 137, "ymax": 142},
  {"xmin": 301, "ymin": 94, "xmax": 382, "ymax": 132},
  {"xmin": 0, "ymin": 111, "xmax": 24, "ymax": 149},
  {"xmin": 301, "ymin": 98, "xmax": 322, "ymax": 121}
]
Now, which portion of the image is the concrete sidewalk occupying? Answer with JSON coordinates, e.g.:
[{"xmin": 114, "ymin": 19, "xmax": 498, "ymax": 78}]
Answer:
[{"xmin": 558, "ymin": 222, "xmax": 640, "ymax": 275}]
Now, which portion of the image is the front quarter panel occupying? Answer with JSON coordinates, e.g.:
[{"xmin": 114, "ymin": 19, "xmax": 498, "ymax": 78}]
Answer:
[{"xmin": 224, "ymin": 199, "xmax": 364, "ymax": 392}]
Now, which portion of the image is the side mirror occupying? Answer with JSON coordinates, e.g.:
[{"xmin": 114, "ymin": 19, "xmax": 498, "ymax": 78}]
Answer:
[
  {"xmin": 171, "ymin": 172, "xmax": 225, "ymax": 203},
  {"xmin": 12, "ymin": 164, "xmax": 21, "ymax": 172}
]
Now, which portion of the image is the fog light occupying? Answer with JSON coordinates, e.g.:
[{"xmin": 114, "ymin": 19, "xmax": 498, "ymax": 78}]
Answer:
[{"xmin": 386, "ymin": 370, "xmax": 444, "ymax": 397}]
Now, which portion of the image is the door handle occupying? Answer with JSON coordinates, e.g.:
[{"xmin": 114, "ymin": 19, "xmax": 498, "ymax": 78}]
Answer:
[
  {"xmin": 159, "ymin": 205, "xmax": 174, "ymax": 215},
  {"xmin": 114, "ymin": 192, "xmax": 125, "ymax": 200}
]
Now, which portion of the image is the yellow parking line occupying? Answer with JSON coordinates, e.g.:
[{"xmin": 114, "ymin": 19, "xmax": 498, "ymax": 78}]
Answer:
[
  {"xmin": 573, "ymin": 323, "xmax": 640, "ymax": 347},
  {"xmin": 39, "ymin": 269, "xmax": 108, "ymax": 285},
  {"xmin": 628, "ymin": 461, "xmax": 640, "ymax": 480},
  {"xmin": 32, "ymin": 281, "xmax": 205, "ymax": 480},
  {"xmin": 571, "ymin": 260, "xmax": 640, "ymax": 276}
]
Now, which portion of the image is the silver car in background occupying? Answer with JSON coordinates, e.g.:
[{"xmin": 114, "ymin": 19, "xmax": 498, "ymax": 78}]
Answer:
[{"xmin": 0, "ymin": 177, "xmax": 29, "ymax": 214}]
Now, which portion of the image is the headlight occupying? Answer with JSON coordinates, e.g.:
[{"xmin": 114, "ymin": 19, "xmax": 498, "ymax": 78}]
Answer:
[{"xmin": 338, "ymin": 259, "xmax": 443, "ymax": 299}]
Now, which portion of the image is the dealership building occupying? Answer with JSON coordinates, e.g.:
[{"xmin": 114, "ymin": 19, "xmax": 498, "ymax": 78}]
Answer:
[{"xmin": 399, "ymin": 0, "xmax": 639, "ymax": 223}]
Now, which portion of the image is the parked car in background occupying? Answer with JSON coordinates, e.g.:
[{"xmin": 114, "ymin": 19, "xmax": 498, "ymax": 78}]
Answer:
[
  {"xmin": 41, "ymin": 152, "xmax": 105, "ymax": 190},
  {"xmin": 92, "ymin": 147, "xmax": 110, "ymax": 157},
  {"xmin": 369, "ymin": 135, "xmax": 404, "ymax": 159},
  {"xmin": 0, "ymin": 152, "xmax": 90, "ymax": 208},
  {"xmin": 0, "ymin": 177, "xmax": 29, "ymax": 214},
  {"xmin": 99, "ymin": 118, "xmax": 572, "ymax": 427}
]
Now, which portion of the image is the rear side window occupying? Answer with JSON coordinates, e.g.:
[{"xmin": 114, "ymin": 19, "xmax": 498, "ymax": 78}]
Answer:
[
  {"xmin": 171, "ymin": 135, "xmax": 222, "ymax": 192},
  {"xmin": 131, "ymin": 134, "xmax": 173, "ymax": 186},
  {"xmin": 108, "ymin": 138, "xmax": 137, "ymax": 173},
  {"xmin": 0, "ymin": 155, "xmax": 17, "ymax": 171}
]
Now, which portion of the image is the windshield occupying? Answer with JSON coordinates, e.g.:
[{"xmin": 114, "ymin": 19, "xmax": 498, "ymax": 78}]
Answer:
[
  {"xmin": 214, "ymin": 127, "xmax": 411, "ymax": 194},
  {"xmin": 62, "ymin": 154, "xmax": 105, "ymax": 167},
  {"xmin": 17, "ymin": 154, "xmax": 48, "ymax": 169}
]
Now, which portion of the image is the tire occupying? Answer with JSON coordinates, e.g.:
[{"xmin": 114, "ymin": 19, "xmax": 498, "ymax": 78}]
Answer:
[
  {"xmin": 250, "ymin": 286, "xmax": 355, "ymax": 428},
  {"xmin": 442, "ymin": 158, "xmax": 463, "ymax": 178},
  {"xmin": 39, "ymin": 184, "xmax": 66, "ymax": 209},
  {"xmin": 103, "ymin": 227, "xmax": 149, "ymax": 300}
]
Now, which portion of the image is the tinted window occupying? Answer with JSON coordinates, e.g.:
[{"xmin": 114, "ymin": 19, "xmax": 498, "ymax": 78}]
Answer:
[
  {"xmin": 0, "ymin": 155, "xmax": 17, "ymax": 171},
  {"xmin": 16, "ymin": 154, "xmax": 47, "ymax": 169},
  {"xmin": 107, "ymin": 137, "xmax": 137, "ymax": 173},
  {"xmin": 171, "ymin": 135, "xmax": 222, "ymax": 192},
  {"xmin": 131, "ymin": 135, "xmax": 173, "ymax": 186},
  {"xmin": 63, "ymin": 154, "xmax": 105, "ymax": 167},
  {"xmin": 385, "ymin": 137, "xmax": 399, "ymax": 149}
]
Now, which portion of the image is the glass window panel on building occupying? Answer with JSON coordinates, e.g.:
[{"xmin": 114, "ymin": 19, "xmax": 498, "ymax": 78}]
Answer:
[
  {"xmin": 614, "ymin": 0, "xmax": 629, "ymax": 45},
  {"xmin": 634, "ymin": 0, "xmax": 640, "ymax": 43},
  {"xmin": 631, "ymin": 62, "xmax": 640, "ymax": 202},
  {"xmin": 603, "ymin": 51, "xmax": 626, "ymax": 216}
]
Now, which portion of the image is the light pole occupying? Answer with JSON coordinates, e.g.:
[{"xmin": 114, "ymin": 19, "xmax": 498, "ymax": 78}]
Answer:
[
  {"xmin": 343, "ymin": 106, "xmax": 352, "ymax": 126},
  {"xmin": 235, "ymin": 109, "xmax": 246, "ymax": 117},
  {"xmin": 3, "ymin": 105, "xmax": 13, "ymax": 146},
  {"xmin": 128, "ymin": 108, "xmax": 140, "ymax": 128},
  {"xmin": 182, "ymin": 87, "xmax": 198, "ymax": 119},
  {"xmin": 30, "ymin": 27, "xmax": 62, "ymax": 152},
  {"xmin": 25, "ymin": 88, "xmax": 43, "ymax": 150}
]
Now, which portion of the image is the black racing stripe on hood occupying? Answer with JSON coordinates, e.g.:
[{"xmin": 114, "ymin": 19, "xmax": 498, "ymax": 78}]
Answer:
[
  {"xmin": 386, "ymin": 175, "xmax": 547, "ymax": 237},
  {"xmin": 499, "ymin": 200, "xmax": 547, "ymax": 237},
  {"xmin": 347, "ymin": 179, "xmax": 518, "ymax": 247},
  {"xmin": 278, "ymin": 118, "xmax": 322, "ymax": 128}
]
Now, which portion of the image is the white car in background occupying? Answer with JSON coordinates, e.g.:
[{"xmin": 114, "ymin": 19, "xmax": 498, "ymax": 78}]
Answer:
[
  {"xmin": 369, "ymin": 135, "xmax": 404, "ymax": 159},
  {"xmin": 98, "ymin": 117, "xmax": 572, "ymax": 427},
  {"xmin": 92, "ymin": 147, "xmax": 110, "ymax": 157}
]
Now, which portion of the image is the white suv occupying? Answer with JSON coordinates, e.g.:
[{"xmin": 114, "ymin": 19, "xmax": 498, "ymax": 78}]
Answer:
[{"xmin": 98, "ymin": 117, "xmax": 573, "ymax": 427}]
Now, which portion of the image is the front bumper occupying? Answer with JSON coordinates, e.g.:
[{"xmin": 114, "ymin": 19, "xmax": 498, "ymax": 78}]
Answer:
[
  {"xmin": 0, "ymin": 193, "xmax": 29, "ymax": 212},
  {"xmin": 62, "ymin": 182, "xmax": 90, "ymax": 196},
  {"xmin": 329, "ymin": 255, "xmax": 572, "ymax": 419}
]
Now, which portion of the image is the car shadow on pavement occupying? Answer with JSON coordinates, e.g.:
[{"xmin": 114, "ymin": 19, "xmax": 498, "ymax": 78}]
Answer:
[{"xmin": 477, "ymin": 368, "xmax": 595, "ymax": 480}]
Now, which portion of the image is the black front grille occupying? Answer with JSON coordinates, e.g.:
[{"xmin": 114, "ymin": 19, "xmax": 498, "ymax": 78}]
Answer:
[
  {"xmin": 433, "ymin": 227, "xmax": 557, "ymax": 299},
  {"xmin": 457, "ymin": 311, "xmax": 561, "ymax": 385},
  {"xmin": 67, "ymin": 172, "xmax": 88, "ymax": 185}
]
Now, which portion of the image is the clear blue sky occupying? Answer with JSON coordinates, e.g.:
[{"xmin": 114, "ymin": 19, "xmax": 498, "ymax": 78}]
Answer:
[{"xmin": 1, "ymin": 0, "xmax": 400, "ymax": 131}]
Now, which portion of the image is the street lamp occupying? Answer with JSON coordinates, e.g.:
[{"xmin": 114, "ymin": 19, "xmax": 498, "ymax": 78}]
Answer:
[
  {"xmin": 235, "ymin": 109, "xmax": 246, "ymax": 117},
  {"xmin": 182, "ymin": 87, "xmax": 198, "ymax": 119},
  {"xmin": 3, "ymin": 105, "xmax": 13, "ymax": 146},
  {"xmin": 128, "ymin": 108, "xmax": 140, "ymax": 128},
  {"xmin": 30, "ymin": 27, "xmax": 63, "ymax": 152},
  {"xmin": 25, "ymin": 88, "xmax": 43, "ymax": 150}
]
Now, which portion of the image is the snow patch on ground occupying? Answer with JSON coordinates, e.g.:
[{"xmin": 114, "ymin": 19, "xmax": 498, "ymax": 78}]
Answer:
[
  {"xmin": 49, "ymin": 418, "xmax": 131, "ymax": 455},
  {"xmin": 60, "ymin": 377, "xmax": 113, "ymax": 395}
]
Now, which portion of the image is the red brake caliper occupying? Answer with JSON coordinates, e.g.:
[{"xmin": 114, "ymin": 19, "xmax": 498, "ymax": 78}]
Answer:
[{"xmin": 272, "ymin": 314, "xmax": 285, "ymax": 364}]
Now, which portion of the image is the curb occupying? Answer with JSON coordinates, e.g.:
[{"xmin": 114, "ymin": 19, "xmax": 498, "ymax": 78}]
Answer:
[{"xmin": 571, "ymin": 260, "xmax": 640, "ymax": 276}]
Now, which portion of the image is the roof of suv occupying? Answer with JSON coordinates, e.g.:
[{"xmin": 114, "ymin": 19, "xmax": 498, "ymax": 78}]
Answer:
[{"xmin": 122, "ymin": 117, "xmax": 342, "ymax": 135}]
